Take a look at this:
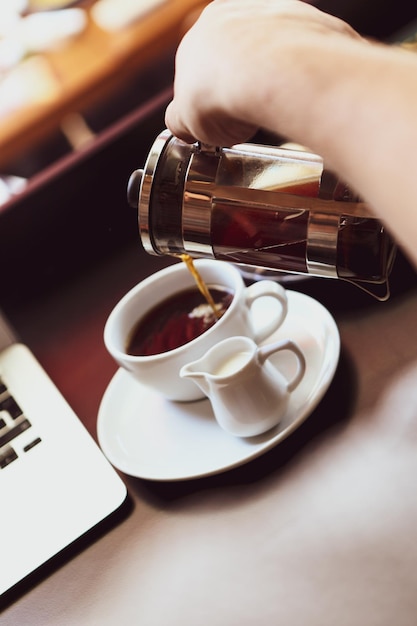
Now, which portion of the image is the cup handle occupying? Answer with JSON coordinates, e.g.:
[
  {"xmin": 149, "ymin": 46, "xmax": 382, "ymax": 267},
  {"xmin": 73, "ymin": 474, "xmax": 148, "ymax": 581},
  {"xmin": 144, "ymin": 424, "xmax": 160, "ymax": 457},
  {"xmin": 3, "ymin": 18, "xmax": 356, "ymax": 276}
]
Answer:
[
  {"xmin": 244, "ymin": 280, "xmax": 288, "ymax": 342},
  {"xmin": 257, "ymin": 339, "xmax": 306, "ymax": 392}
]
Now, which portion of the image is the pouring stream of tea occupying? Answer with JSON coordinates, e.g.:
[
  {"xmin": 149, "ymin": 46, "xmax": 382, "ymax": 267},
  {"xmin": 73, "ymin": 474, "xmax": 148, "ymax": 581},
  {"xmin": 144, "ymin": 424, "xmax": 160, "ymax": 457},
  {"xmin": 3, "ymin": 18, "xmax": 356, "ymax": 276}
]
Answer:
[{"xmin": 180, "ymin": 254, "xmax": 222, "ymax": 319}]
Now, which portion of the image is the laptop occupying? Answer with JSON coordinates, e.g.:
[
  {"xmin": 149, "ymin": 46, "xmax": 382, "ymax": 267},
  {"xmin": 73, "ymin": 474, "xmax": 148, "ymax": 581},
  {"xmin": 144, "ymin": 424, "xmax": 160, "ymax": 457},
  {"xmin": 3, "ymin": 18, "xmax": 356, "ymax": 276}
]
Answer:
[
  {"xmin": 0, "ymin": 311, "xmax": 128, "ymax": 599},
  {"xmin": 0, "ymin": 90, "xmax": 171, "ymax": 603}
]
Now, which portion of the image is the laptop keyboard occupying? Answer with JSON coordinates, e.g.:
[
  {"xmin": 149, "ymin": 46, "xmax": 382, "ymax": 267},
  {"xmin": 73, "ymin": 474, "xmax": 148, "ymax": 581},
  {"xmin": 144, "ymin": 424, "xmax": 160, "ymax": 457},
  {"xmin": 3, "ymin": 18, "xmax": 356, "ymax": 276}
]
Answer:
[
  {"xmin": 0, "ymin": 340, "xmax": 128, "ymax": 597},
  {"xmin": 0, "ymin": 378, "xmax": 41, "ymax": 469}
]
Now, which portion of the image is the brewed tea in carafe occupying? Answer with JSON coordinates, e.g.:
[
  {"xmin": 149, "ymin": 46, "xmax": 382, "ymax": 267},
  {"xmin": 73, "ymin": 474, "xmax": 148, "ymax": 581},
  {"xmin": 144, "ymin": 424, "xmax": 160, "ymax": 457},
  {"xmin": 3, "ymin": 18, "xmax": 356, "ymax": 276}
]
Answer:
[{"xmin": 128, "ymin": 130, "xmax": 396, "ymax": 299}]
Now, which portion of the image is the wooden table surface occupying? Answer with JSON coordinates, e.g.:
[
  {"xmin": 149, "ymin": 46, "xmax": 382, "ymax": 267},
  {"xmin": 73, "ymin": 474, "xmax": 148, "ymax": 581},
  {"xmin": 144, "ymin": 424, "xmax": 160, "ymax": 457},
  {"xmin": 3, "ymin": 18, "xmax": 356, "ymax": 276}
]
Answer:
[{"xmin": 0, "ymin": 0, "xmax": 206, "ymax": 170}]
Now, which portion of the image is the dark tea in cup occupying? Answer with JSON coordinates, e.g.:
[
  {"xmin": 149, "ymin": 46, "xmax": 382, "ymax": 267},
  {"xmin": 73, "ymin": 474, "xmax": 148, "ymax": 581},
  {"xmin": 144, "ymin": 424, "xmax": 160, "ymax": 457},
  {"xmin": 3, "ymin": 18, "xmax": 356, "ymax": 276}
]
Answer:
[
  {"xmin": 127, "ymin": 284, "xmax": 234, "ymax": 356},
  {"xmin": 104, "ymin": 259, "xmax": 289, "ymax": 401}
]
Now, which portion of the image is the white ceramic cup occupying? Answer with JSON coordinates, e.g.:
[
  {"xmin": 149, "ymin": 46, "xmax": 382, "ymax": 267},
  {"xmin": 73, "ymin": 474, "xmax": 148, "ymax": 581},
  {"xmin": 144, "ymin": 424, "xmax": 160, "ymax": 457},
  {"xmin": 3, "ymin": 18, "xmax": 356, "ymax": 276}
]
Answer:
[{"xmin": 104, "ymin": 259, "xmax": 289, "ymax": 401}]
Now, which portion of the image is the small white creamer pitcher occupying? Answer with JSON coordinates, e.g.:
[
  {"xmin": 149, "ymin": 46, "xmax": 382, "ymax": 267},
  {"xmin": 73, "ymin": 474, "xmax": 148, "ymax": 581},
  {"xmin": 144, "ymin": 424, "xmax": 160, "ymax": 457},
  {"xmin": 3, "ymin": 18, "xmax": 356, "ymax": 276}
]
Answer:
[{"xmin": 180, "ymin": 335, "xmax": 306, "ymax": 437}]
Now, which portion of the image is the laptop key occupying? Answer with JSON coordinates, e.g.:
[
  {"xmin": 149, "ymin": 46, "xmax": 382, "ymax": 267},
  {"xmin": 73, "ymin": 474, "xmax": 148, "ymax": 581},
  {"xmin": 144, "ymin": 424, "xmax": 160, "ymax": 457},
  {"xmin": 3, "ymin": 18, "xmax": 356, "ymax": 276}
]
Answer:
[
  {"xmin": 0, "ymin": 418, "xmax": 32, "ymax": 448},
  {"xmin": 0, "ymin": 445, "xmax": 18, "ymax": 469},
  {"xmin": 0, "ymin": 395, "xmax": 23, "ymax": 420},
  {"xmin": 23, "ymin": 437, "xmax": 42, "ymax": 453}
]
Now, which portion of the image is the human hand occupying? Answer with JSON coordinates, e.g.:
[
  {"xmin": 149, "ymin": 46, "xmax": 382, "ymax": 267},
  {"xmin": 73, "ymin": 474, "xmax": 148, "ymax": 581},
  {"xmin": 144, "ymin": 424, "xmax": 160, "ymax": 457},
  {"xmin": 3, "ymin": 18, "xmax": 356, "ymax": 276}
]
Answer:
[{"xmin": 165, "ymin": 0, "xmax": 362, "ymax": 147}]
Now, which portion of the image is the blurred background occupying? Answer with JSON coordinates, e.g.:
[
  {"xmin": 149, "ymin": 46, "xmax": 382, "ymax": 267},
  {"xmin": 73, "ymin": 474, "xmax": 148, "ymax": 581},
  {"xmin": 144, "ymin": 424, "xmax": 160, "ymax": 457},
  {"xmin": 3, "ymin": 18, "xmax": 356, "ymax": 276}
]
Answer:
[{"xmin": 1, "ymin": 0, "xmax": 416, "ymax": 182}]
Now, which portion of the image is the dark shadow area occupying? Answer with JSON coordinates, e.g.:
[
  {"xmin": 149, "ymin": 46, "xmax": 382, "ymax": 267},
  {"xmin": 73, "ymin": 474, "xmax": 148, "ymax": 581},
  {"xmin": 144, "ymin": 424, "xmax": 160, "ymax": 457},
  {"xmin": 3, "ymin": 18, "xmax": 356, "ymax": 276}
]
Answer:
[
  {"xmin": 128, "ymin": 347, "xmax": 357, "ymax": 505},
  {"xmin": 312, "ymin": 0, "xmax": 417, "ymax": 40},
  {"xmin": 0, "ymin": 88, "xmax": 171, "ymax": 312}
]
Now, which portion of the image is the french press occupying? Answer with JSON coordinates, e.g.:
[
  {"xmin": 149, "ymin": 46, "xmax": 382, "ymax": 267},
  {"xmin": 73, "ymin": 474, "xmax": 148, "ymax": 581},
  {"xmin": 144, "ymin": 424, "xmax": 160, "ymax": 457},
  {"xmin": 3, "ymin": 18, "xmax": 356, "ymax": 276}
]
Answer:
[{"xmin": 128, "ymin": 129, "xmax": 396, "ymax": 299}]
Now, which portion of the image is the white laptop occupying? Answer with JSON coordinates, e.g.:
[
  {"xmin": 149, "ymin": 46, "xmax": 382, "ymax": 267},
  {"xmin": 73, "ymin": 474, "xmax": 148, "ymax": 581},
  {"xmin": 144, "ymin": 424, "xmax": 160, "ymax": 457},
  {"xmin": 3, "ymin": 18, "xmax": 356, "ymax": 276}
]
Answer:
[{"xmin": 0, "ymin": 311, "xmax": 127, "ymax": 599}]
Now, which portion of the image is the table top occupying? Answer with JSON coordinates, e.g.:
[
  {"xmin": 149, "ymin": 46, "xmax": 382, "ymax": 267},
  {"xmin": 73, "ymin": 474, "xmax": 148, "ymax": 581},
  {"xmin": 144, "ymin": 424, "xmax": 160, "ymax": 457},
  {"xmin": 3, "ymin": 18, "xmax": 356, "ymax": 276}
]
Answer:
[
  {"xmin": 0, "ymin": 0, "xmax": 206, "ymax": 170},
  {"xmin": 3, "ymin": 240, "xmax": 417, "ymax": 625}
]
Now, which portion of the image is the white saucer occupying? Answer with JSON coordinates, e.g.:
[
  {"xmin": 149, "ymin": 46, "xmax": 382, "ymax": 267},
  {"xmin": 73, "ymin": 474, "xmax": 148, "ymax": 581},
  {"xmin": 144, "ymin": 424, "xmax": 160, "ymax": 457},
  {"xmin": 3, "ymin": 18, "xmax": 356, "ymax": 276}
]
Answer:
[{"xmin": 97, "ymin": 291, "xmax": 340, "ymax": 481}]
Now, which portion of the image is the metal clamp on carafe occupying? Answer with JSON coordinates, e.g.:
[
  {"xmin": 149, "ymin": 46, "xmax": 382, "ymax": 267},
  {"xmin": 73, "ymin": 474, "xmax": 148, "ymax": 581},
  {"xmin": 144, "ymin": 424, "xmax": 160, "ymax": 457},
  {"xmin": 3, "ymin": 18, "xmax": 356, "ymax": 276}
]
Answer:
[{"xmin": 128, "ymin": 129, "xmax": 397, "ymax": 300}]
